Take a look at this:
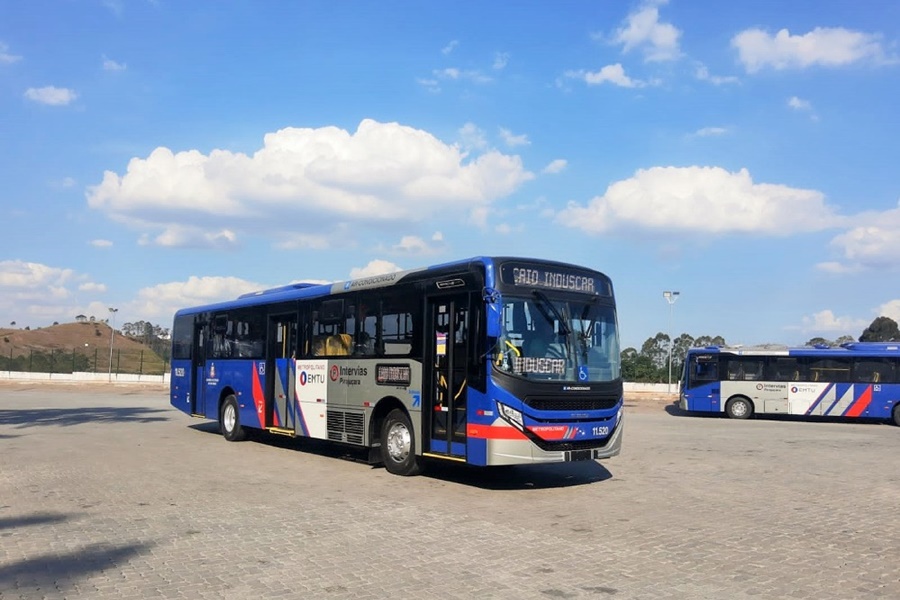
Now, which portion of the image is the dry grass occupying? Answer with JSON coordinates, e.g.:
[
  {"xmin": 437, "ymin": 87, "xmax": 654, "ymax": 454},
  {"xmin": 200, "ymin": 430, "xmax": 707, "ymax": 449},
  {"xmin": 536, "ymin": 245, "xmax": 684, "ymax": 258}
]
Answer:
[{"xmin": 0, "ymin": 322, "xmax": 166, "ymax": 375}]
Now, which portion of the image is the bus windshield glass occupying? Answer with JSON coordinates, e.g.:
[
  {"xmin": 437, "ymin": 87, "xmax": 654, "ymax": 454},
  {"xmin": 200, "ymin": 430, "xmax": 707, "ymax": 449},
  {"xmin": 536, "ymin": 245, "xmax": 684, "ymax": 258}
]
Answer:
[{"xmin": 494, "ymin": 294, "xmax": 620, "ymax": 382}]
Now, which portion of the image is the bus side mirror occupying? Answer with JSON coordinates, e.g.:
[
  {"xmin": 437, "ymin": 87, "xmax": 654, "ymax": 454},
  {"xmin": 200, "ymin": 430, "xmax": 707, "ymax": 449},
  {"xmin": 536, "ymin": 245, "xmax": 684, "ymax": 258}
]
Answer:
[{"xmin": 483, "ymin": 287, "xmax": 501, "ymax": 338}]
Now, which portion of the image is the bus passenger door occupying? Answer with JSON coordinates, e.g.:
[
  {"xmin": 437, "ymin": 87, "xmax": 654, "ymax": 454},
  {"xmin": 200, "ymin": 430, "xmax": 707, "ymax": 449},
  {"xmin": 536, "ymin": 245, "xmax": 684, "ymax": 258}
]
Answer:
[
  {"xmin": 190, "ymin": 320, "xmax": 207, "ymax": 417},
  {"xmin": 267, "ymin": 314, "xmax": 297, "ymax": 431},
  {"xmin": 426, "ymin": 295, "xmax": 469, "ymax": 459}
]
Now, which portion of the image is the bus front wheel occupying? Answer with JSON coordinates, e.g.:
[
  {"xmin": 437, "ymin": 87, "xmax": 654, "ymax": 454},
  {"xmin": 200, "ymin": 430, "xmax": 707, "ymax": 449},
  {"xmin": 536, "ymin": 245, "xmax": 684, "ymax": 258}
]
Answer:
[
  {"xmin": 725, "ymin": 397, "xmax": 753, "ymax": 420},
  {"xmin": 892, "ymin": 404, "xmax": 900, "ymax": 427},
  {"xmin": 380, "ymin": 409, "xmax": 423, "ymax": 476},
  {"xmin": 220, "ymin": 395, "xmax": 246, "ymax": 441}
]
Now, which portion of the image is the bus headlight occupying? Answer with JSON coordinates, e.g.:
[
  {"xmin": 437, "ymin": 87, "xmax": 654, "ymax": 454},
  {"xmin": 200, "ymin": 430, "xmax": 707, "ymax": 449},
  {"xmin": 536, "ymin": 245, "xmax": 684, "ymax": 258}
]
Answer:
[{"xmin": 497, "ymin": 402, "xmax": 524, "ymax": 430}]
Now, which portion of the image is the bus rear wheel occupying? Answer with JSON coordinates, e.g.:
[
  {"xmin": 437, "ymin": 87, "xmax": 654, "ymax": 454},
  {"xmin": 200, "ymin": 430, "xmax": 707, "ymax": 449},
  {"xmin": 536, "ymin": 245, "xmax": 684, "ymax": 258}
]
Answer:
[
  {"xmin": 380, "ymin": 409, "xmax": 423, "ymax": 476},
  {"xmin": 726, "ymin": 397, "xmax": 753, "ymax": 420},
  {"xmin": 220, "ymin": 395, "xmax": 246, "ymax": 441},
  {"xmin": 892, "ymin": 404, "xmax": 900, "ymax": 427}
]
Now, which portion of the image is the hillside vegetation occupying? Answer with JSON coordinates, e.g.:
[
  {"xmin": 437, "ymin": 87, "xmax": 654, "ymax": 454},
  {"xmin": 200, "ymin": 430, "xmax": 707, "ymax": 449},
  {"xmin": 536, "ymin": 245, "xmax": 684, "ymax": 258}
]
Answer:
[{"xmin": 0, "ymin": 321, "xmax": 168, "ymax": 375}]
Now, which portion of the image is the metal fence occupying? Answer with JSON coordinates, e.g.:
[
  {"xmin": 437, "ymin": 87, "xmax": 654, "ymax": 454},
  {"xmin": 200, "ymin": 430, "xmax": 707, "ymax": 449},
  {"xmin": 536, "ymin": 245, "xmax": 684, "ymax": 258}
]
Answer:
[{"xmin": 0, "ymin": 347, "xmax": 169, "ymax": 376}]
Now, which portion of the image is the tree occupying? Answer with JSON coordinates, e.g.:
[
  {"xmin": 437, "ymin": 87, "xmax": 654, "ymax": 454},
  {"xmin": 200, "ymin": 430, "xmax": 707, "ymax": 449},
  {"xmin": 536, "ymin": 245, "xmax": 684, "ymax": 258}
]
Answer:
[
  {"xmin": 693, "ymin": 335, "xmax": 725, "ymax": 348},
  {"xmin": 641, "ymin": 332, "xmax": 670, "ymax": 370},
  {"xmin": 805, "ymin": 337, "xmax": 831, "ymax": 347},
  {"xmin": 859, "ymin": 316, "xmax": 900, "ymax": 342}
]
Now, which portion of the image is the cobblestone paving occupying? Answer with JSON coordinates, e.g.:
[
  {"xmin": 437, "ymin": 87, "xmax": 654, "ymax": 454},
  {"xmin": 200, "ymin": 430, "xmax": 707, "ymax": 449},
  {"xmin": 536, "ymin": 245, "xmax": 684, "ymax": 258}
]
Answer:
[{"xmin": 0, "ymin": 388, "xmax": 897, "ymax": 599}]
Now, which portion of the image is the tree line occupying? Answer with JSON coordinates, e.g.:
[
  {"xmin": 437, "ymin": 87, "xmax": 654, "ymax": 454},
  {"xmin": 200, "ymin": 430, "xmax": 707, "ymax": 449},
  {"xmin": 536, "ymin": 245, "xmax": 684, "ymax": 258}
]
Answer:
[
  {"xmin": 621, "ymin": 316, "xmax": 900, "ymax": 384},
  {"xmin": 120, "ymin": 320, "xmax": 171, "ymax": 361}
]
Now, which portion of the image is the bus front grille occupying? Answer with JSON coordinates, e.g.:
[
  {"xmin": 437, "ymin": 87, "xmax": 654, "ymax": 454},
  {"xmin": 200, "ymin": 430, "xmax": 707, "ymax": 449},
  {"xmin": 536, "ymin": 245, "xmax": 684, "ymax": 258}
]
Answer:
[{"xmin": 524, "ymin": 396, "xmax": 619, "ymax": 412}]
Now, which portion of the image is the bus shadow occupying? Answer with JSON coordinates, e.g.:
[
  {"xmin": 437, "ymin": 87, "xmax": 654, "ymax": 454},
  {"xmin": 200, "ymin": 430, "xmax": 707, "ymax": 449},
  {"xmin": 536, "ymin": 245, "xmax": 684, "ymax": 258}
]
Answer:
[
  {"xmin": 747, "ymin": 413, "xmax": 887, "ymax": 426},
  {"xmin": 189, "ymin": 423, "xmax": 613, "ymax": 489},
  {"xmin": 0, "ymin": 406, "xmax": 171, "ymax": 428},
  {"xmin": 664, "ymin": 402, "xmax": 711, "ymax": 418},
  {"xmin": 420, "ymin": 460, "xmax": 613, "ymax": 490}
]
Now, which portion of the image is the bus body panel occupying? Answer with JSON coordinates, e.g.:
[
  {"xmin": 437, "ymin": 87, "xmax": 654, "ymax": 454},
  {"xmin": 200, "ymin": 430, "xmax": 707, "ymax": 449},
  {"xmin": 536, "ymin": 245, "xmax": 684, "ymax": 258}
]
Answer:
[
  {"xmin": 169, "ymin": 256, "xmax": 624, "ymax": 471},
  {"xmin": 681, "ymin": 344, "xmax": 900, "ymax": 424}
]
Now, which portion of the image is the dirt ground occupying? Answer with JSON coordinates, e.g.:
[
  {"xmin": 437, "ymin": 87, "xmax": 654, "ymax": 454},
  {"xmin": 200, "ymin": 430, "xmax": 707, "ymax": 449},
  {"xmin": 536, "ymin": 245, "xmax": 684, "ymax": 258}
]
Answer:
[{"xmin": 0, "ymin": 380, "xmax": 675, "ymax": 414}]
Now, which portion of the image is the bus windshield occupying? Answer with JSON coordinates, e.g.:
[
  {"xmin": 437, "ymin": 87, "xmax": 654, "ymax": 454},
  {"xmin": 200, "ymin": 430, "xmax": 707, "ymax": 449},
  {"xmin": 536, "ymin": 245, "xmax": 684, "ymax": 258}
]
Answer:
[{"xmin": 494, "ymin": 294, "xmax": 620, "ymax": 382}]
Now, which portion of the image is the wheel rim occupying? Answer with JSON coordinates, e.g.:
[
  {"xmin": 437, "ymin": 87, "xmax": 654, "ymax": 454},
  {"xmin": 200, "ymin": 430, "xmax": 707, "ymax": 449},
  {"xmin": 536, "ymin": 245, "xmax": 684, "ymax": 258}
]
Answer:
[
  {"xmin": 386, "ymin": 421, "xmax": 411, "ymax": 463},
  {"xmin": 732, "ymin": 401, "xmax": 747, "ymax": 417},
  {"xmin": 223, "ymin": 404, "xmax": 236, "ymax": 432}
]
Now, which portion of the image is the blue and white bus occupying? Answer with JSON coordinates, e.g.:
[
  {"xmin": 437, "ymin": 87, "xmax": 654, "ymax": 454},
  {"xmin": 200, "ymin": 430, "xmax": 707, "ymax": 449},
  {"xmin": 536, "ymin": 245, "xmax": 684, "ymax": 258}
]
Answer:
[
  {"xmin": 680, "ymin": 343, "xmax": 900, "ymax": 426},
  {"xmin": 170, "ymin": 256, "xmax": 623, "ymax": 475}
]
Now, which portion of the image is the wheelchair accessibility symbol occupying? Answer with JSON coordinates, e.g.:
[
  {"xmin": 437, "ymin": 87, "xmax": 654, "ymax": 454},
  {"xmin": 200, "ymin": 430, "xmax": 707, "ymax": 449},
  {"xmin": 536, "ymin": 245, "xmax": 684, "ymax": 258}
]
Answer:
[{"xmin": 578, "ymin": 366, "xmax": 589, "ymax": 382}]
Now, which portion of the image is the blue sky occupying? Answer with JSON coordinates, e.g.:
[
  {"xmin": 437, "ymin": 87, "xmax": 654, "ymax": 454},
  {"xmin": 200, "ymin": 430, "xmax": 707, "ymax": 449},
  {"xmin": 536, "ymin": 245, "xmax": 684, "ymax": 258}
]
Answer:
[{"xmin": 2, "ymin": 0, "xmax": 899, "ymax": 350}]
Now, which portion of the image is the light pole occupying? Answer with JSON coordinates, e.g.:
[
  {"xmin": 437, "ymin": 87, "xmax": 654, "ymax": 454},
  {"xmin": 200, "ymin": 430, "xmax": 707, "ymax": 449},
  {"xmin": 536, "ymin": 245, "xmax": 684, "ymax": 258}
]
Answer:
[
  {"xmin": 663, "ymin": 291, "xmax": 680, "ymax": 393},
  {"xmin": 108, "ymin": 307, "xmax": 118, "ymax": 382}
]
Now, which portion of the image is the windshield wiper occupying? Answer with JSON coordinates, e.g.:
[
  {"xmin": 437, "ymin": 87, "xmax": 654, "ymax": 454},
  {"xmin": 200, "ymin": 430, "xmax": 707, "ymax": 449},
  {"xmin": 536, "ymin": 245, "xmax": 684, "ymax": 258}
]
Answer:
[{"xmin": 532, "ymin": 290, "xmax": 571, "ymax": 335}]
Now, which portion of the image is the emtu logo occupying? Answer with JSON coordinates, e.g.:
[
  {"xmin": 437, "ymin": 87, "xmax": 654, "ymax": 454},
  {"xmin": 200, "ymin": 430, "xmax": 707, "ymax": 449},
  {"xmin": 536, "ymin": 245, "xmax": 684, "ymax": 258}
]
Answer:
[
  {"xmin": 330, "ymin": 365, "xmax": 340, "ymax": 381},
  {"xmin": 299, "ymin": 371, "xmax": 308, "ymax": 386}
]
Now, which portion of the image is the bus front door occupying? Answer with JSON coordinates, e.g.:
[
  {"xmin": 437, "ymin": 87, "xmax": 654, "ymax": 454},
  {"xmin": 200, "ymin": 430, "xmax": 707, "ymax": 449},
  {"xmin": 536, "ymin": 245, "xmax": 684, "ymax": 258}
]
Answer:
[
  {"xmin": 426, "ymin": 295, "xmax": 469, "ymax": 459},
  {"xmin": 190, "ymin": 320, "xmax": 207, "ymax": 417},
  {"xmin": 266, "ymin": 315, "xmax": 297, "ymax": 432}
]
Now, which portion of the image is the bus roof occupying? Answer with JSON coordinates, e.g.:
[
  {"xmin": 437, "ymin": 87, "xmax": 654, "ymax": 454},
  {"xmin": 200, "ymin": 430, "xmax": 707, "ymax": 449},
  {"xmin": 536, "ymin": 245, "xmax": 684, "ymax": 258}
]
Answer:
[
  {"xmin": 688, "ymin": 342, "xmax": 900, "ymax": 358},
  {"xmin": 173, "ymin": 255, "xmax": 612, "ymax": 317}
]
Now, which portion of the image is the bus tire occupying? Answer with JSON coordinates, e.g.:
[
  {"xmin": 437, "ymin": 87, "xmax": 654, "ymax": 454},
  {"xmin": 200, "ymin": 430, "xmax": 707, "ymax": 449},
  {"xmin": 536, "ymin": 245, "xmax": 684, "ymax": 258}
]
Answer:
[
  {"xmin": 725, "ymin": 396, "xmax": 753, "ymax": 420},
  {"xmin": 220, "ymin": 394, "xmax": 246, "ymax": 441},
  {"xmin": 380, "ymin": 409, "xmax": 423, "ymax": 476},
  {"xmin": 892, "ymin": 404, "xmax": 900, "ymax": 427}
]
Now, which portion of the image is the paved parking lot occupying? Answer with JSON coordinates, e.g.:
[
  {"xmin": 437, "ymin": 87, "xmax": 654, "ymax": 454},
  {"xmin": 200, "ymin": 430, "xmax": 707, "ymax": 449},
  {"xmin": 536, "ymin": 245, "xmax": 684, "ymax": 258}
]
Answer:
[{"xmin": 1, "ymin": 384, "xmax": 898, "ymax": 600}]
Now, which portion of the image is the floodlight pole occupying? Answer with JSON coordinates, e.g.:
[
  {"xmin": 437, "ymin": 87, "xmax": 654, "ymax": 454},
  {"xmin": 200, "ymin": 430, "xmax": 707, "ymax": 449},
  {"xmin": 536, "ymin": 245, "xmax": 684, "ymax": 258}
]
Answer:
[{"xmin": 663, "ymin": 291, "xmax": 680, "ymax": 394}]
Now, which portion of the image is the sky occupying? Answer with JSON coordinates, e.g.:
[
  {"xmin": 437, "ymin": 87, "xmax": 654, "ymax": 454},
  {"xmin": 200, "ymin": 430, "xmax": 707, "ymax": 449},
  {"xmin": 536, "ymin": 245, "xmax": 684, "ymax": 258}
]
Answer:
[{"xmin": 1, "ymin": 0, "xmax": 899, "ymax": 350}]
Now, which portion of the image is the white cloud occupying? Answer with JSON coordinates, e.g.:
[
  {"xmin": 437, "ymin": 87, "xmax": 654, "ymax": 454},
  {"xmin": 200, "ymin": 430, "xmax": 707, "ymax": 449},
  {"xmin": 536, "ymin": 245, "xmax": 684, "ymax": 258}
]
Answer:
[
  {"xmin": 90, "ymin": 239, "xmax": 113, "ymax": 248},
  {"xmin": 87, "ymin": 119, "xmax": 533, "ymax": 247},
  {"xmin": 416, "ymin": 78, "xmax": 440, "ymax": 93},
  {"xmin": 826, "ymin": 204, "xmax": 900, "ymax": 271},
  {"xmin": 567, "ymin": 63, "xmax": 647, "ymax": 88},
  {"xmin": 788, "ymin": 96, "xmax": 812, "ymax": 111},
  {"xmin": 131, "ymin": 276, "xmax": 265, "ymax": 323},
  {"xmin": 0, "ymin": 42, "xmax": 22, "ymax": 64},
  {"xmin": 499, "ymin": 127, "xmax": 529, "ymax": 147},
  {"xmin": 692, "ymin": 126, "xmax": 728, "ymax": 137},
  {"xmin": 432, "ymin": 67, "xmax": 492, "ymax": 84},
  {"xmin": 458, "ymin": 122, "xmax": 488, "ymax": 151},
  {"xmin": 349, "ymin": 260, "xmax": 403, "ymax": 279},
  {"xmin": 555, "ymin": 166, "xmax": 842, "ymax": 235},
  {"xmin": 391, "ymin": 235, "xmax": 442, "ymax": 255},
  {"xmin": 695, "ymin": 64, "xmax": 739, "ymax": 85},
  {"xmin": 103, "ymin": 56, "xmax": 127, "ymax": 71},
  {"xmin": 611, "ymin": 1, "xmax": 682, "ymax": 62},
  {"xmin": 24, "ymin": 86, "xmax": 78, "ymax": 106},
  {"xmin": 79, "ymin": 282, "xmax": 107, "ymax": 293},
  {"xmin": 442, "ymin": 40, "xmax": 458, "ymax": 55},
  {"xmin": 542, "ymin": 159, "xmax": 567, "ymax": 174},
  {"xmin": 139, "ymin": 226, "xmax": 240, "ymax": 250},
  {"xmin": 800, "ymin": 309, "xmax": 868, "ymax": 335},
  {"xmin": 0, "ymin": 260, "xmax": 110, "ymax": 328},
  {"xmin": 877, "ymin": 300, "xmax": 900, "ymax": 323},
  {"xmin": 493, "ymin": 52, "xmax": 510, "ymax": 70},
  {"xmin": 0, "ymin": 260, "xmax": 74, "ymax": 289},
  {"xmin": 732, "ymin": 27, "xmax": 888, "ymax": 73}
]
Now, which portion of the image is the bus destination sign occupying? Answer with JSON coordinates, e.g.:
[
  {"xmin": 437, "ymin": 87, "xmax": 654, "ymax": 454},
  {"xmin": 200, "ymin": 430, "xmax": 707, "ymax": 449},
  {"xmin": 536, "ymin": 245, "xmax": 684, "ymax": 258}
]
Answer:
[{"xmin": 500, "ymin": 262, "xmax": 610, "ymax": 295}]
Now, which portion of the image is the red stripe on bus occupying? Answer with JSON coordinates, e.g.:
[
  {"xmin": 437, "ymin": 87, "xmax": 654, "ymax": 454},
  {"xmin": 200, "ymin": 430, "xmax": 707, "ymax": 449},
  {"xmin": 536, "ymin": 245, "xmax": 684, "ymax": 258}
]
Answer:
[
  {"xmin": 252, "ymin": 365, "xmax": 273, "ymax": 427},
  {"xmin": 466, "ymin": 424, "xmax": 528, "ymax": 440},
  {"xmin": 844, "ymin": 385, "xmax": 872, "ymax": 418}
]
